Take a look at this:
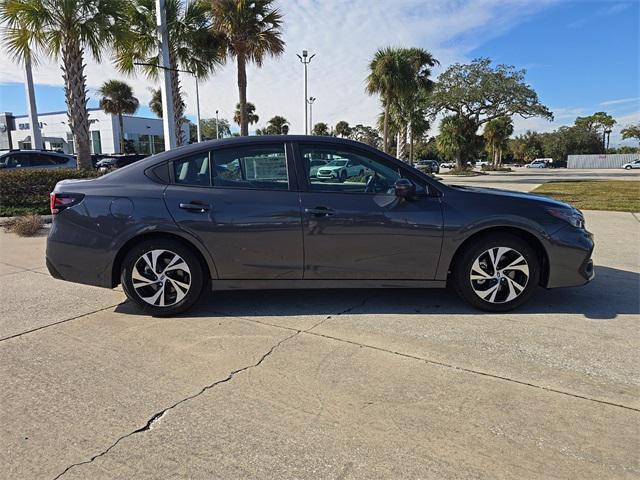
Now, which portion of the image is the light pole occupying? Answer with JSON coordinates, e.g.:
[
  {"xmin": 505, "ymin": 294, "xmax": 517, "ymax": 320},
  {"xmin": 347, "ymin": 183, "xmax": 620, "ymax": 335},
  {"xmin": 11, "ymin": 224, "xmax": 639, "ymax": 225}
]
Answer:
[
  {"xmin": 296, "ymin": 50, "xmax": 315, "ymax": 134},
  {"xmin": 135, "ymin": 62, "xmax": 202, "ymax": 143},
  {"xmin": 307, "ymin": 96, "xmax": 316, "ymax": 132},
  {"xmin": 23, "ymin": 50, "xmax": 43, "ymax": 151},
  {"xmin": 155, "ymin": 0, "xmax": 176, "ymax": 151},
  {"xmin": 215, "ymin": 110, "xmax": 219, "ymax": 139}
]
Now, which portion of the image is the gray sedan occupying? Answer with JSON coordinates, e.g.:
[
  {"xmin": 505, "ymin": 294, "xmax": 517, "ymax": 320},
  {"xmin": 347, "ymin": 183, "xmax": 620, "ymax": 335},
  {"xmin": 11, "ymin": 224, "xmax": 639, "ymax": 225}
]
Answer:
[
  {"xmin": 46, "ymin": 136, "xmax": 594, "ymax": 316},
  {"xmin": 0, "ymin": 150, "xmax": 76, "ymax": 170}
]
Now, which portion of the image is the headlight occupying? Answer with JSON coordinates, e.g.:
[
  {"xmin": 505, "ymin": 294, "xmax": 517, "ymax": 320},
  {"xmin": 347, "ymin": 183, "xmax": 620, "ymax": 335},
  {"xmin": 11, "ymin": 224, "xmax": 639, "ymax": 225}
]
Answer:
[{"xmin": 545, "ymin": 207, "xmax": 585, "ymax": 229}]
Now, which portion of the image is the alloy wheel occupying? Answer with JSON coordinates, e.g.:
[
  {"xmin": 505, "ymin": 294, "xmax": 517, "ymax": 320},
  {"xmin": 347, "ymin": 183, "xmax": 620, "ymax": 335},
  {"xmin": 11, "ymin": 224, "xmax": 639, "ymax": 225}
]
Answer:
[
  {"xmin": 131, "ymin": 249, "xmax": 191, "ymax": 307},
  {"xmin": 469, "ymin": 247, "xmax": 530, "ymax": 304}
]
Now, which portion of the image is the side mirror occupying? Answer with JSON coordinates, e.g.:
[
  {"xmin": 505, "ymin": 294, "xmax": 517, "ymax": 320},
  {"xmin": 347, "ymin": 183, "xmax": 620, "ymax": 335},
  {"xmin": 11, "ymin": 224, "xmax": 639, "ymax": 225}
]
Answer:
[{"xmin": 394, "ymin": 178, "xmax": 415, "ymax": 198}]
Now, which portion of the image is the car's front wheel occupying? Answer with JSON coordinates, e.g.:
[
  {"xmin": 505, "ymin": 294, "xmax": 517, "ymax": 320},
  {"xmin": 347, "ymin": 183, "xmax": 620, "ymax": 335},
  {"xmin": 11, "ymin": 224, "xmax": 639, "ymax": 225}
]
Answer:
[
  {"xmin": 625, "ymin": 165, "xmax": 632, "ymax": 170},
  {"xmin": 451, "ymin": 234, "xmax": 540, "ymax": 312},
  {"xmin": 121, "ymin": 238, "xmax": 205, "ymax": 316}
]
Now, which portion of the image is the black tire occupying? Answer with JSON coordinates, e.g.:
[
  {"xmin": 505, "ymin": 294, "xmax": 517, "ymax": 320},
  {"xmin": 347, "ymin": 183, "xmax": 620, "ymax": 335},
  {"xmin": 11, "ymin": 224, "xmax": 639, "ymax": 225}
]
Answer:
[
  {"xmin": 625, "ymin": 166, "xmax": 632, "ymax": 170},
  {"xmin": 121, "ymin": 238, "xmax": 205, "ymax": 316},
  {"xmin": 451, "ymin": 233, "xmax": 540, "ymax": 312}
]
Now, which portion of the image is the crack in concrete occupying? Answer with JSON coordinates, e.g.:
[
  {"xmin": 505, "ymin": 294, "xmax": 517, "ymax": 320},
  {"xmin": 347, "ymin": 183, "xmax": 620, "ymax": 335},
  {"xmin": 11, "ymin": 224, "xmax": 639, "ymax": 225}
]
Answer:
[
  {"xmin": 51, "ymin": 329, "xmax": 299, "ymax": 480},
  {"xmin": 631, "ymin": 212, "xmax": 640, "ymax": 223},
  {"xmin": 50, "ymin": 297, "xmax": 371, "ymax": 479},
  {"xmin": 222, "ymin": 312, "xmax": 640, "ymax": 414},
  {"xmin": 0, "ymin": 303, "xmax": 125, "ymax": 343}
]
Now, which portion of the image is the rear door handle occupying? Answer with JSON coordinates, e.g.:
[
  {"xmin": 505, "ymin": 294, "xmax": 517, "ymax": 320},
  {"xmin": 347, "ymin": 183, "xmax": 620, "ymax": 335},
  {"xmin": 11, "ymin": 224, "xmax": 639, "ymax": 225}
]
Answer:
[
  {"xmin": 305, "ymin": 206, "xmax": 335, "ymax": 217},
  {"xmin": 179, "ymin": 202, "xmax": 210, "ymax": 213}
]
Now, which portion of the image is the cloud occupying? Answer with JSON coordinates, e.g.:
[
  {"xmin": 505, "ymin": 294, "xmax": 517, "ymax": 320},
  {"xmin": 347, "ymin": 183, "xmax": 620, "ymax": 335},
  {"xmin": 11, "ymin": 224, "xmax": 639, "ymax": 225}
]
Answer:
[
  {"xmin": 568, "ymin": 0, "xmax": 632, "ymax": 29},
  {"xmin": 0, "ymin": 0, "xmax": 559, "ymax": 134},
  {"xmin": 600, "ymin": 97, "xmax": 640, "ymax": 106}
]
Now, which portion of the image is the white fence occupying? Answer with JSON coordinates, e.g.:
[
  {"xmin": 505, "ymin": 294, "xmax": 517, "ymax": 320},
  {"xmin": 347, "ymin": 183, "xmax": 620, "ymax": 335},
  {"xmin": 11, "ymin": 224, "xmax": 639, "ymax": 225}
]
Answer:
[{"xmin": 567, "ymin": 153, "xmax": 638, "ymax": 169}]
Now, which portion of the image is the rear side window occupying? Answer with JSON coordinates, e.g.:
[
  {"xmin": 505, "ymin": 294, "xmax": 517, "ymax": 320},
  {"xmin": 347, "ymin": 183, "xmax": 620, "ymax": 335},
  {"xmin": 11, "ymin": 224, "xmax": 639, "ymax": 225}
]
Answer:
[
  {"xmin": 173, "ymin": 152, "xmax": 210, "ymax": 186},
  {"xmin": 31, "ymin": 154, "xmax": 57, "ymax": 166},
  {"xmin": 212, "ymin": 145, "xmax": 288, "ymax": 190}
]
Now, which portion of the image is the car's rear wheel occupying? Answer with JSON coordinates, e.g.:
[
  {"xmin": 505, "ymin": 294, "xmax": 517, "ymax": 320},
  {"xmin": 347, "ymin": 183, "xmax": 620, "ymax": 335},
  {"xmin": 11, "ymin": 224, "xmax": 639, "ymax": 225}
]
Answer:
[
  {"xmin": 121, "ymin": 238, "xmax": 204, "ymax": 316},
  {"xmin": 451, "ymin": 233, "xmax": 540, "ymax": 312}
]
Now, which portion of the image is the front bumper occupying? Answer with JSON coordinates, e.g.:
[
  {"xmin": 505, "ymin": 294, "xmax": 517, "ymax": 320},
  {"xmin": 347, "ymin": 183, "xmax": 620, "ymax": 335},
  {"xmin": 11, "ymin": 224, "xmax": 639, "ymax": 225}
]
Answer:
[{"xmin": 544, "ymin": 225, "xmax": 595, "ymax": 288}]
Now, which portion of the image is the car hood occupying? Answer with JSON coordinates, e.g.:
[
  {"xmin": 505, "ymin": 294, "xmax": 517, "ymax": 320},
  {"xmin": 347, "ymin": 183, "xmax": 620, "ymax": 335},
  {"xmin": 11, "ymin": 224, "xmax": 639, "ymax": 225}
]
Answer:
[
  {"xmin": 319, "ymin": 165, "xmax": 343, "ymax": 171},
  {"xmin": 449, "ymin": 184, "xmax": 572, "ymax": 208}
]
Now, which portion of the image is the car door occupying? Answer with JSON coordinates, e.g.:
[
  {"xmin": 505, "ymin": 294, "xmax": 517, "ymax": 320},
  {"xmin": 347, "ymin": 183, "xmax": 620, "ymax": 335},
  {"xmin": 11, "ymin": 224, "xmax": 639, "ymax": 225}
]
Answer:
[
  {"xmin": 163, "ymin": 143, "xmax": 304, "ymax": 280},
  {"xmin": 296, "ymin": 143, "xmax": 443, "ymax": 280}
]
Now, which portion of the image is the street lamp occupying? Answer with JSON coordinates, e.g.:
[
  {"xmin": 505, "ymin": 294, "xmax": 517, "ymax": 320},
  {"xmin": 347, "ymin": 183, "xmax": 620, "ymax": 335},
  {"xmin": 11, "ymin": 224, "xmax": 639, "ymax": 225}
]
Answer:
[
  {"xmin": 307, "ymin": 96, "xmax": 316, "ymax": 132},
  {"xmin": 134, "ymin": 62, "xmax": 202, "ymax": 144},
  {"xmin": 215, "ymin": 109, "xmax": 219, "ymax": 139},
  {"xmin": 296, "ymin": 50, "xmax": 315, "ymax": 134},
  {"xmin": 604, "ymin": 128, "xmax": 612, "ymax": 153}
]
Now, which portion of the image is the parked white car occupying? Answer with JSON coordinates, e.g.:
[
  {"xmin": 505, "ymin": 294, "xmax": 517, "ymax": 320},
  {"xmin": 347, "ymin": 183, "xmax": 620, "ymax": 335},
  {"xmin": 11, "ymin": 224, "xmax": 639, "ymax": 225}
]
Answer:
[
  {"xmin": 309, "ymin": 159, "xmax": 328, "ymax": 178},
  {"xmin": 316, "ymin": 159, "xmax": 369, "ymax": 182},
  {"xmin": 526, "ymin": 159, "xmax": 550, "ymax": 168},
  {"xmin": 622, "ymin": 159, "xmax": 640, "ymax": 170}
]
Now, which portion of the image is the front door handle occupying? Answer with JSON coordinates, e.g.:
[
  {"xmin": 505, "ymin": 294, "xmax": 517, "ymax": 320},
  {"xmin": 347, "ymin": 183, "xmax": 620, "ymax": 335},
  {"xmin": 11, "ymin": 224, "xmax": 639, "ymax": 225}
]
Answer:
[
  {"xmin": 305, "ymin": 206, "xmax": 335, "ymax": 217},
  {"xmin": 179, "ymin": 202, "xmax": 210, "ymax": 213}
]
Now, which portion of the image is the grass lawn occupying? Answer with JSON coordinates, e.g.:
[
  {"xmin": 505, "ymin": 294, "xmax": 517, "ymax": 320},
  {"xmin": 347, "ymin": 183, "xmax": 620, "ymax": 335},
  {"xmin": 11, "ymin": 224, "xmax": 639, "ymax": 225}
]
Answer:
[{"xmin": 532, "ymin": 180, "xmax": 640, "ymax": 212}]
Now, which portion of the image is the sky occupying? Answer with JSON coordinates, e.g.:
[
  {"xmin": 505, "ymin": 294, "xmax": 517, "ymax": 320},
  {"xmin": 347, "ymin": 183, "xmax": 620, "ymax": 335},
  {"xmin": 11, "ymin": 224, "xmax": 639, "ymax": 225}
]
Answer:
[{"xmin": 0, "ymin": 0, "xmax": 638, "ymax": 145}]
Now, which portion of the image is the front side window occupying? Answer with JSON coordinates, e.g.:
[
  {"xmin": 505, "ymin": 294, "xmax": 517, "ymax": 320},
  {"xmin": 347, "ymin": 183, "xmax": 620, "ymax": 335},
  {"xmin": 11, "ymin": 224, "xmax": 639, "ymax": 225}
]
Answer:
[
  {"xmin": 301, "ymin": 145, "xmax": 401, "ymax": 194},
  {"xmin": 212, "ymin": 144, "xmax": 288, "ymax": 190},
  {"xmin": 173, "ymin": 152, "xmax": 210, "ymax": 186}
]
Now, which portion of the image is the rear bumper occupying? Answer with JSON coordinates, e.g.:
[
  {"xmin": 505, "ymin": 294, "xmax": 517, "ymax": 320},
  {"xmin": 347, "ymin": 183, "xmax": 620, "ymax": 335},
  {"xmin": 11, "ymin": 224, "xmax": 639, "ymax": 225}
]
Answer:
[
  {"xmin": 544, "ymin": 225, "xmax": 595, "ymax": 288},
  {"xmin": 46, "ymin": 211, "xmax": 118, "ymax": 289}
]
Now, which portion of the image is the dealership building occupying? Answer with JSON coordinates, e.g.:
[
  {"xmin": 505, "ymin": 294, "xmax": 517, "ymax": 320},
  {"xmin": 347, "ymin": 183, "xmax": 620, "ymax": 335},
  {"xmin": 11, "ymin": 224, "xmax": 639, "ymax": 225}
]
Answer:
[{"xmin": 0, "ymin": 109, "xmax": 189, "ymax": 155}]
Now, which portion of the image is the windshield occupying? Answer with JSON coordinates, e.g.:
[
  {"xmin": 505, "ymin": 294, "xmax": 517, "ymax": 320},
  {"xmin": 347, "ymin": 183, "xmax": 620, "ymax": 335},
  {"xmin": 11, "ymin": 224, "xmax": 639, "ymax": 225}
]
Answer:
[{"xmin": 327, "ymin": 160, "xmax": 348, "ymax": 167}]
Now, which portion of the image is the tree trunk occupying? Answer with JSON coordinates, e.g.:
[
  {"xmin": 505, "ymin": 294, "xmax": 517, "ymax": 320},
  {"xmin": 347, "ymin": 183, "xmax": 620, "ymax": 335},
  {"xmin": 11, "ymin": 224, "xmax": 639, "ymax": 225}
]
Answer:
[
  {"xmin": 383, "ymin": 101, "xmax": 389, "ymax": 154},
  {"xmin": 409, "ymin": 124, "xmax": 414, "ymax": 166},
  {"xmin": 169, "ymin": 50, "xmax": 185, "ymax": 146},
  {"xmin": 118, "ymin": 113, "xmax": 125, "ymax": 153},
  {"xmin": 397, "ymin": 125, "xmax": 407, "ymax": 161},
  {"xmin": 237, "ymin": 53, "xmax": 248, "ymax": 136},
  {"xmin": 62, "ymin": 39, "xmax": 91, "ymax": 169}
]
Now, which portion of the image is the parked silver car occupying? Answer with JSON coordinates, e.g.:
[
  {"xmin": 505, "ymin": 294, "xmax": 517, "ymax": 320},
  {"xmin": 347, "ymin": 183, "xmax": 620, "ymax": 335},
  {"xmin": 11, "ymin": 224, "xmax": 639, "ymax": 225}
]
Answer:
[
  {"xmin": 0, "ymin": 150, "xmax": 76, "ymax": 170},
  {"xmin": 622, "ymin": 159, "xmax": 640, "ymax": 170}
]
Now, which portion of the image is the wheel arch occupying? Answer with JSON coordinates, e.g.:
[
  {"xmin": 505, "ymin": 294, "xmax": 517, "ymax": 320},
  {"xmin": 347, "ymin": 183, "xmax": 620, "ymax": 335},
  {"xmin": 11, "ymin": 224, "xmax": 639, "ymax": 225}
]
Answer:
[
  {"xmin": 111, "ymin": 231, "xmax": 215, "ymax": 288},
  {"xmin": 447, "ymin": 226, "xmax": 550, "ymax": 286}
]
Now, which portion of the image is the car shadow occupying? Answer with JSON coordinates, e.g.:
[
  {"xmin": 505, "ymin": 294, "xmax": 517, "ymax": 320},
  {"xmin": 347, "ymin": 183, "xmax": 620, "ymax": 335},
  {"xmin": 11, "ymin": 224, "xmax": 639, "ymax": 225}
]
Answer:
[{"xmin": 114, "ymin": 266, "xmax": 639, "ymax": 321}]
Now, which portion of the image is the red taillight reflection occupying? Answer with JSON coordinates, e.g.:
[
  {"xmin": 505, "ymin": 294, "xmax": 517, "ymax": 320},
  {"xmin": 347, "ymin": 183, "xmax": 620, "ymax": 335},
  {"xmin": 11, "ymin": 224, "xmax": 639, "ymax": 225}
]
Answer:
[{"xmin": 50, "ymin": 193, "xmax": 84, "ymax": 214}]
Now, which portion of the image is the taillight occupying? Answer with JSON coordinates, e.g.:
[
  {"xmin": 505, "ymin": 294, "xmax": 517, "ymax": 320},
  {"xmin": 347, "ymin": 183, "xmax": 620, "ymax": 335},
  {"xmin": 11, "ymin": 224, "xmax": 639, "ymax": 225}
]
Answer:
[{"xmin": 50, "ymin": 192, "xmax": 84, "ymax": 214}]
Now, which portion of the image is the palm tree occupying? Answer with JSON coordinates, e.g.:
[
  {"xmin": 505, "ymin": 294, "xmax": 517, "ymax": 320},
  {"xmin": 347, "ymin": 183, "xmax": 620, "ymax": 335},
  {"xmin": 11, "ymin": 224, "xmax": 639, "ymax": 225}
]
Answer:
[
  {"xmin": 437, "ymin": 115, "xmax": 481, "ymax": 169},
  {"xmin": 260, "ymin": 115, "xmax": 289, "ymax": 135},
  {"xmin": 367, "ymin": 47, "xmax": 438, "ymax": 156},
  {"xmin": 1, "ymin": 0, "xmax": 125, "ymax": 169},
  {"xmin": 483, "ymin": 117, "xmax": 514, "ymax": 166},
  {"xmin": 115, "ymin": 0, "xmax": 224, "ymax": 146},
  {"xmin": 98, "ymin": 80, "xmax": 139, "ymax": 153},
  {"xmin": 149, "ymin": 88, "xmax": 163, "ymax": 118},
  {"xmin": 335, "ymin": 121, "xmax": 352, "ymax": 138},
  {"xmin": 233, "ymin": 102, "xmax": 259, "ymax": 128},
  {"xmin": 313, "ymin": 122, "xmax": 330, "ymax": 136},
  {"xmin": 212, "ymin": 0, "xmax": 285, "ymax": 136},
  {"xmin": 366, "ymin": 47, "xmax": 406, "ymax": 154}
]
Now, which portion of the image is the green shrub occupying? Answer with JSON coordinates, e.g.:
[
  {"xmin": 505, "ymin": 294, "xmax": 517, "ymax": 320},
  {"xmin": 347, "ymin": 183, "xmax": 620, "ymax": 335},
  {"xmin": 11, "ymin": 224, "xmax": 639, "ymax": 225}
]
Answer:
[
  {"xmin": 0, "ymin": 168, "xmax": 100, "ymax": 216},
  {"xmin": 481, "ymin": 165, "xmax": 513, "ymax": 172}
]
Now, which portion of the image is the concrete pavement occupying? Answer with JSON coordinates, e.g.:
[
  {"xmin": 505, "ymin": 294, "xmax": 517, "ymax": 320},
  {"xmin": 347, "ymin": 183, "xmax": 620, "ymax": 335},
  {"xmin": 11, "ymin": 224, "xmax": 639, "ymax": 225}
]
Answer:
[{"xmin": 1, "ymin": 208, "xmax": 638, "ymax": 479}]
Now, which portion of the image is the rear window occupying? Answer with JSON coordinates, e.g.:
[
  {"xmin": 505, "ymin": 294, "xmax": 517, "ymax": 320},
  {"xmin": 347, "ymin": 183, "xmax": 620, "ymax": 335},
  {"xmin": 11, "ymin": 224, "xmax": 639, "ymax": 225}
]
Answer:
[{"xmin": 173, "ymin": 152, "xmax": 210, "ymax": 187}]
